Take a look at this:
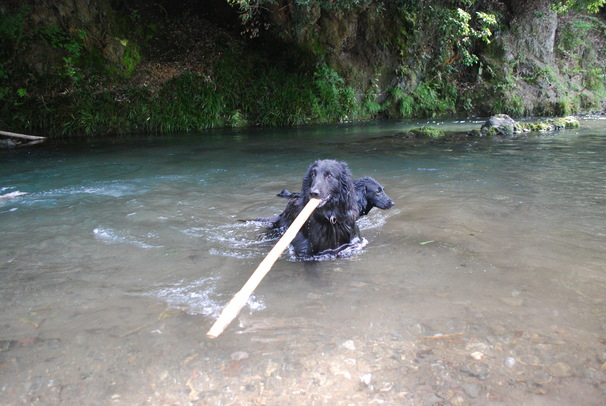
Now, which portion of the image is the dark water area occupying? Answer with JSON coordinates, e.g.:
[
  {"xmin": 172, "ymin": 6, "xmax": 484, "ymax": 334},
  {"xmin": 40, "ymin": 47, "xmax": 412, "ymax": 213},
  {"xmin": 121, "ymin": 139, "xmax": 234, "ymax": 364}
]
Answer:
[{"xmin": 1, "ymin": 118, "xmax": 605, "ymax": 405}]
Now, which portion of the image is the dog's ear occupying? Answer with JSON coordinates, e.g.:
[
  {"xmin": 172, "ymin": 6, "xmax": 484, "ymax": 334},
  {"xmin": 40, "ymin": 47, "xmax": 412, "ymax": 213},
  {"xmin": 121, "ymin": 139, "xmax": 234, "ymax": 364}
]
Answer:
[
  {"xmin": 301, "ymin": 162, "xmax": 316, "ymax": 188},
  {"xmin": 338, "ymin": 163, "xmax": 354, "ymax": 191}
]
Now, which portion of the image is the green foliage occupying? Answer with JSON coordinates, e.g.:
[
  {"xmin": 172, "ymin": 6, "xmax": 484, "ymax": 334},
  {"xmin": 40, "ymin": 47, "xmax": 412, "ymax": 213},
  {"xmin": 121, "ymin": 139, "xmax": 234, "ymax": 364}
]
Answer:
[
  {"xmin": 385, "ymin": 1, "xmax": 501, "ymax": 118},
  {"xmin": 0, "ymin": 6, "xmax": 32, "ymax": 100},
  {"xmin": 0, "ymin": 7, "xmax": 92, "ymax": 100},
  {"xmin": 390, "ymin": 80, "xmax": 457, "ymax": 119},
  {"xmin": 413, "ymin": 82, "xmax": 456, "ymax": 117},
  {"xmin": 4, "ymin": 41, "xmax": 380, "ymax": 136},
  {"xmin": 41, "ymin": 25, "xmax": 88, "ymax": 84},
  {"xmin": 119, "ymin": 40, "xmax": 142, "ymax": 79},
  {"xmin": 552, "ymin": 0, "xmax": 606, "ymax": 13},
  {"xmin": 228, "ymin": 0, "xmax": 374, "ymax": 23},
  {"xmin": 312, "ymin": 64, "xmax": 356, "ymax": 122},
  {"xmin": 443, "ymin": 7, "xmax": 497, "ymax": 66},
  {"xmin": 361, "ymin": 75, "xmax": 382, "ymax": 117},
  {"xmin": 392, "ymin": 1, "xmax": 498, "ymax": 73},
  {"xmin": 0, "ymin": 6, "xmax": 31, "ymax": 54},
  {"xmin": 555, "ymin": 15, "xmax": 606, "ymax": 112},
  {"xmin": 390, "ymin": 87, "xmax": 412, "ymax": 118},
  {"xmin": 558, "ymin": 16, "xmax": 606, "ymax": 88}
]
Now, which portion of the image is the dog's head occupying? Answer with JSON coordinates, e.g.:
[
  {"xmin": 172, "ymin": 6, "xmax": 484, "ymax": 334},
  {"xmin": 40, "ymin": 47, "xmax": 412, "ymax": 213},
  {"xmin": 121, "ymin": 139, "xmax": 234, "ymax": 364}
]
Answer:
[
  {"xmin": 355, "ymin": 176, "xmax": 395, "ymax": 215},
  {"xmin": 302, "ymin": 159, "xmax": 356, "ymax": 209}
]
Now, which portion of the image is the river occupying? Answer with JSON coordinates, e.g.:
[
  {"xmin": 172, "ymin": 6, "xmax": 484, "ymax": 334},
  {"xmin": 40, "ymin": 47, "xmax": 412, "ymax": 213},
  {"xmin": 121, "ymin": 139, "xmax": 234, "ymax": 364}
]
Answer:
[{"xmin": 1, "ymin": 118, "xmax": 605, "ymax": 405}]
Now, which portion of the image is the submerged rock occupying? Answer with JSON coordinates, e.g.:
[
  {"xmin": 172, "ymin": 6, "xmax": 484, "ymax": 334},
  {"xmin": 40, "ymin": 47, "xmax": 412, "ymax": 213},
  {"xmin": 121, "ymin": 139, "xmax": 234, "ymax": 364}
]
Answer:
[
  {"xmin": 388, "ymin": 115, "xmax": 580, "ymax": 145},
  {"xmin": 395, "ymin": 126, "xmax": 445, "ymax": 140},
  {"xmin": 0, "ymin": 138, "xmax": 17, "ymax": 149},
  {"xmin": 549, "ymin": 362, "xmax": 573, "ymax": 377}
]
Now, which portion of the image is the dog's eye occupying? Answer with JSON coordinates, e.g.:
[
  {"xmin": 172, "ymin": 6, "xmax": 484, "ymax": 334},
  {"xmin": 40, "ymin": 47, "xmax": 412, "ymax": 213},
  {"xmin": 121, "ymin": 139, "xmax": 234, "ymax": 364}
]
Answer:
[
  {"xmin": 376, "ymin": 188, "xmax": 383, "ymax": 195},
  {"xmin": 325, "ymin": 172, "xmax": 333, "ymax": 179}
]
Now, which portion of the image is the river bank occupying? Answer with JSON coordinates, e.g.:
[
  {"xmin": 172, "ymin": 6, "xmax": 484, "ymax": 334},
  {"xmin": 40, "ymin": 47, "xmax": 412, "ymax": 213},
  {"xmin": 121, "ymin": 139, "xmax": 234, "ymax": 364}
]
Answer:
[{"xmin": 1, "ymin": 1, "xmax": 605, "ymax": 137}]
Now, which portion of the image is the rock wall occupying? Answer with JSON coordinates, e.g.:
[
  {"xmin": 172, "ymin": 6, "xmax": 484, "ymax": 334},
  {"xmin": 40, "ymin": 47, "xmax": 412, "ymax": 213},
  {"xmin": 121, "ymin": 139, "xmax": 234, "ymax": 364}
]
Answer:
[
  {"xmin": 262, "ymin": 0, "xmax": 606, "ymax": 116},
  {"xmin": 1, "ymin": 0, "xmax": 138, "ymax": 77},
  {"xmin": 264, "ymin": 1, "xmax": 401, "ymax": 98}
]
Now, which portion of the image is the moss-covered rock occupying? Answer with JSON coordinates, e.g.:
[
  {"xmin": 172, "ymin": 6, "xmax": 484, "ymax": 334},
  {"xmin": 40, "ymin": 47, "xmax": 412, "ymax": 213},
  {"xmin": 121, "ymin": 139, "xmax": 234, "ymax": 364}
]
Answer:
[
  {"xmin": 395, "ymin": 126, "xmax": 445, "ymax": 140},
  {"xmin": 103, "ymin": 37, "xmax": 141, "ymax": 79},
  {"xmin": 547, "ymin": 116, "xmax": 581, "ymax": 129},
  {"xmin": 479, "ymin": 114, "xmax": 580, "ymax": 137}
]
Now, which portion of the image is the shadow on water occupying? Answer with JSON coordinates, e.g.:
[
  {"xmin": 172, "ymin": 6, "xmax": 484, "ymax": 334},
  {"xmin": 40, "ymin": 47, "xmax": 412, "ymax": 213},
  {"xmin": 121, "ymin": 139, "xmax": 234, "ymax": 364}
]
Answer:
[{"xmin": 1, "ymin": 118, "xmax": 605, "ymax": 405}]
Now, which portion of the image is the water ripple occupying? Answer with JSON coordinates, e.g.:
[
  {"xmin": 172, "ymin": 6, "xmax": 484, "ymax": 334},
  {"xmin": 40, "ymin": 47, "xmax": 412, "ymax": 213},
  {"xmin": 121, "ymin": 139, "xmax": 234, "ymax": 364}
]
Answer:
[{"xmin": 93, "ymin": 226, "xmax": 163, "ymax": 249}]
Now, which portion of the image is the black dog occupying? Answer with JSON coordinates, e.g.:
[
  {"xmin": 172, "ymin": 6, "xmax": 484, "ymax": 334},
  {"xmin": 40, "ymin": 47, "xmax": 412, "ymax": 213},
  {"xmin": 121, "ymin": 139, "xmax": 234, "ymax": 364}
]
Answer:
[
  {"xmin": 276, "ymin": 176, "xmax": 394, "ymax": 218},
  {"xmin": 266, "ymin": 159, "xmax": 361, "ymax": 258}
]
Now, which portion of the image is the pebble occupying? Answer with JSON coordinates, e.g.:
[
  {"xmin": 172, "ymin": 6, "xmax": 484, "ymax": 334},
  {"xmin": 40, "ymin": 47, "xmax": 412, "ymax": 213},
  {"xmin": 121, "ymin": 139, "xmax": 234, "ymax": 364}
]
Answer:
[
  {"xmin": 499, "ymin": 297, "xmax": 523, "ymax": 306},
  {"xmin": 329, "ymin": 362, "xmax": 352, "ymax": 379},
  {"xmin": 341, "ymin": 340, "xmax": 356, "ymax": 351},
  {"xmin": 549, "ymin": 362, "xmax": 572, "ymax": 377},
  {"xmin": 451, "ymin": 395, "xmax": 466, "ymax": 406},
  {"xmin": 461, "ymin": 383, "xmax": 481, "ymax": 398},
  {"xmin": 504, "ymin": 357, "xmax": 516, "ymax": 368},
  {"xmin": 265, "ymin": 360, "xmax": 280, "ymax": 377},
  {"xmin": 470, "ymin": 351, "xmax": 483, "ymax": 360},
  {"xmin": 230, "ymin": 351, "xmax": 249, "ymax": 361}
]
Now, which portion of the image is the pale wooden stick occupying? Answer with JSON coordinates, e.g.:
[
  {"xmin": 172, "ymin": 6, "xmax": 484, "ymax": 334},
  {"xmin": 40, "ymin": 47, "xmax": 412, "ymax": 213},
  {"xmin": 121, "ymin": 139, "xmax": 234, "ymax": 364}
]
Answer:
[
  {"xmin": 0, "ymin": 130, "xmax": 46, "ymax": 141},
  {"xmin": 206, "ymin": 197, "xmax": 321, "ymax": 339}
]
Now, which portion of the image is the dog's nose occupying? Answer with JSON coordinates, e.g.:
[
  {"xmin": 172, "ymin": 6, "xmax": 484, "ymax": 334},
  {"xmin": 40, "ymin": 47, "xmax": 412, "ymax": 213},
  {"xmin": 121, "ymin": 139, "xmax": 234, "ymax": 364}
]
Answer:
[{"xmin": 310, "ymin": 189, "xmax": 320, "ymax": 198}]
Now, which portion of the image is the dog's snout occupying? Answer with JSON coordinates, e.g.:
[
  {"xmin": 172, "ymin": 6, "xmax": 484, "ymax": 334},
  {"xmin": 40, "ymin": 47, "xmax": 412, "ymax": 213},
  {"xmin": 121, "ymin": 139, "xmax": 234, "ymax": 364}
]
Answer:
[{"xmin": 310, "ymin": 189, "xmax": 321, "ymax": 198}]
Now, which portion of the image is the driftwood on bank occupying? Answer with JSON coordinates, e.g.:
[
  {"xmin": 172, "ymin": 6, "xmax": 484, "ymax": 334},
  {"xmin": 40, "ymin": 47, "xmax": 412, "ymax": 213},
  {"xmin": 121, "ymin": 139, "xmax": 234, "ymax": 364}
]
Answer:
[
  {"xmin": 206, "ymin": 197, "xmax": 322, "ymax": 339},
  {"xmin": 0, "ymin": 130, "xmax": 46, "ymax": 149}
]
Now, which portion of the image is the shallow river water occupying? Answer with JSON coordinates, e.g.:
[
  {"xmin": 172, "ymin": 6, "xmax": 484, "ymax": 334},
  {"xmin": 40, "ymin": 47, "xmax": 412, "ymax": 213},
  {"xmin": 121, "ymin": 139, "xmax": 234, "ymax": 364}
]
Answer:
[{"xmin": 1, "ymin": 118, "xmax": 605, "ymax": 405}]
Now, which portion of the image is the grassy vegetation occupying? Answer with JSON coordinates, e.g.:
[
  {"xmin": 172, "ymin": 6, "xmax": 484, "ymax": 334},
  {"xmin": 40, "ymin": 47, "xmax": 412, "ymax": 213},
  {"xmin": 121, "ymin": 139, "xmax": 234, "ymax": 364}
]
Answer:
[
  {"xmin": 0, "ymin": 5, "xmax": 381, "ymax": 137},
  {"xmin": 2, "ymin": 49, "xmax": 379, "ymax": 136}
]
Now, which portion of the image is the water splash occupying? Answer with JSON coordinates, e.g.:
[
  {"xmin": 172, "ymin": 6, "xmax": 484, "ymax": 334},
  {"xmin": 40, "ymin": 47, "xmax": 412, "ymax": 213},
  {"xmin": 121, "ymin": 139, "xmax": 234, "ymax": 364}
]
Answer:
[
  {"xmin": 185, "ymin": 221, "xmax": 277, "ymax": 259},
  {"xmin": 155, "ymin": 277, "xmax": 265, "ymax": 317},
  {"xmin": 288, "ymin": 236, "xmax": 369, "ymax": 262},
  {"xmin": 93, "ymin": 226, "xmax": 163, "ymax": 249},
  {"xmin": 0, "ymin": 190, "xmax": 27, "ymax": 202}
]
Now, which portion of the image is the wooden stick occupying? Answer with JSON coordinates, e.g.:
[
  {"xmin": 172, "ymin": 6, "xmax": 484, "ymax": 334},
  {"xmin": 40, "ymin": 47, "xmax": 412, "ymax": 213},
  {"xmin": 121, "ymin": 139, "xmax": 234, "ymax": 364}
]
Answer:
[
  {"xmin": 206, "ymin": 198, "xmax": 321, "ymax": 339},
  {"xmin": 0, "ymin": 130, "xmax": 46, "ymax": 141}
]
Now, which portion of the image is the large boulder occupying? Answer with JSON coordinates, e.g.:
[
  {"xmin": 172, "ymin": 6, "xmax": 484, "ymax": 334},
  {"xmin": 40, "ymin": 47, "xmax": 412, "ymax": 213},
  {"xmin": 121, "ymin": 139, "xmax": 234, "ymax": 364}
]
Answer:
[{"xmin": 480, "ymin": 114, "xmax": 523, "ymax": 136}]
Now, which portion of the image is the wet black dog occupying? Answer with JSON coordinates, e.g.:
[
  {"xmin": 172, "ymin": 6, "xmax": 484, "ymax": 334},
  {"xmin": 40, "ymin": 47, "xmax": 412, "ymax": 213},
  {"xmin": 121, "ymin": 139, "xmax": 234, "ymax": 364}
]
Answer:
[
  {"xmin": 276, "ymin": 176, "xmax": 394, "ymax": 218},
  {"xmin": 267, "ymin": 159, "xmax": 361, "ymax": 258}
]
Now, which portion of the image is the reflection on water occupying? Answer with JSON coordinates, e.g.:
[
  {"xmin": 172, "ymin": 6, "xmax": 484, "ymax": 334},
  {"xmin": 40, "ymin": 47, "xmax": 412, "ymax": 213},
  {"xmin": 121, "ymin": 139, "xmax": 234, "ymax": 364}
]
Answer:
[{"xmin": 1, "ymin": 118, "xmax": 605, "ymax": 405}]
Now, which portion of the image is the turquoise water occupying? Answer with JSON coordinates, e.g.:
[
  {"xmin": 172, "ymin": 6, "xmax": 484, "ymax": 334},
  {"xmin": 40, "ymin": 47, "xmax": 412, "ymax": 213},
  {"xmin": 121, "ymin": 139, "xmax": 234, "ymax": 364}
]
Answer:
[{"xmin": 1, "ymin": 118, "xmax": 605, "ymax": 405}]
